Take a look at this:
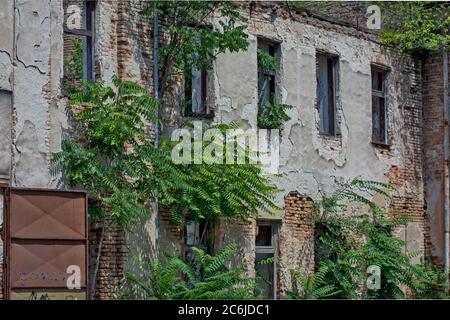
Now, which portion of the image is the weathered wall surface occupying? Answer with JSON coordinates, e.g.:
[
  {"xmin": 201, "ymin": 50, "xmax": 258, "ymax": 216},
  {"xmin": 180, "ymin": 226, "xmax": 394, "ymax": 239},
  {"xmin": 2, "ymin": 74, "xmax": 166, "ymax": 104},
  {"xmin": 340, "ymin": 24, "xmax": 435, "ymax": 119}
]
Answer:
[
  {"xmin": 422, "ymin": 52, "xmax": 450, "ymax": 265},
  {"xmin": 0, "ymin": 0, "xmax": 66, "ymax": 300},
  {"xmin": 211, "ymin": 3, "xmax": 426, "ymax": 289},
  {"xmin": 12, "ymin": 0, "xmax": 66, "ymax": 188},
  {"xmin": 0, "ymin": 0, "xmax": 14, "ymax": 184},
  {"xmin": 0, "ymin": 0, "xmax": 439, "ymax": 299}
]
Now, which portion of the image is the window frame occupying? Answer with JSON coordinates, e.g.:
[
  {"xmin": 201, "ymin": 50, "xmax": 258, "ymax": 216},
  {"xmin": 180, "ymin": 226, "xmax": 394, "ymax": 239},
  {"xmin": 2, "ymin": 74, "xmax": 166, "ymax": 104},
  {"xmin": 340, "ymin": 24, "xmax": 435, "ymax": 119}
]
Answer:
[
  {"xmin": 63, "ymin": 0, "xmax": 96, "ymax": 82},
  {"xmin": 185, "ymin": 66, "xmax": 211, "ymax": 116},
  {"xmin": 255, "ymin": 220, "xmax": 279, "ymax": 299},
  {"xmin": 316, "ymin": 51, "xmax": 339, "ymax": 136},
  {"xmin": 257, "ymin": 38, "xmax": 280, "ymax": 107},
  {"xmin": 371, "ymin": 64, "xmax": 390, "ymax": 146}
]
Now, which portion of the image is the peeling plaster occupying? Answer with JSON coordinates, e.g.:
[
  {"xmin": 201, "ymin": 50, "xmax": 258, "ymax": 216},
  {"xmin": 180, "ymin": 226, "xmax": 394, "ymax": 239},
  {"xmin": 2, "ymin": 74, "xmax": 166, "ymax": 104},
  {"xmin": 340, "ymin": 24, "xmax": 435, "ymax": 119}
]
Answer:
[{"xmin": 212, "ymin": 11, "xmax": 417, "ymax": 217}]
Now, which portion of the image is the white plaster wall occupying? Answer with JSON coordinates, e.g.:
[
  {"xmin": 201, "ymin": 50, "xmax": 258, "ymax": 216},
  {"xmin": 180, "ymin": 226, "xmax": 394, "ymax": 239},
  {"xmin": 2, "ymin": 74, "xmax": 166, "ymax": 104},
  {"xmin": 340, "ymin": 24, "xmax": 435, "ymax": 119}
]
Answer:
[
  {"xmin": 11, "ymin": 0, "xmax": 65, "ymax": 188},
  {"xmin": 213, "ymin": 16, "xmax": 416, "ymax": 212}
]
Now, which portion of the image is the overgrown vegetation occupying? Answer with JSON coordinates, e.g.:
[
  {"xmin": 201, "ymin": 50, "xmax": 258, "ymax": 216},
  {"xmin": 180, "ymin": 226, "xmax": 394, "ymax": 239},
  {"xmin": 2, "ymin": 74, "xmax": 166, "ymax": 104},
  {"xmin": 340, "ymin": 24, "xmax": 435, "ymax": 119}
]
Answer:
[
  {"xmin": 141, "ymin": 1, "xmax": 249, "ymax": 99},
  {"xmin": 63, "ymin": 37, "xmax": 83, "ymax": 95},
  {"xmin": 286, "ymin": 264, "xmax": 340, "ymax": 299},
  {"xmin": 291, "ymin": 178, "xmax": 450, "ymax": 299},
  {"xmin": 378, "ymin": 2, "xmax": 449, "ymax": 54},
  {"xmin": 57, "ymin": 1, "xmax": 279, "ymax": 297},
  {"xmin": 257, "ymin": 48, "xmax": 293, "ymax": 129},
  {"xmin": 57, "ymin": 77, "xmax": 279, "ymax": 226},
  {"xmin": 56, "ymin": 77, "xmax": 279, "ymax": 297},
  {"xmin": 124, "ymin": 243, "xmax": 256, "ymax": 299}
]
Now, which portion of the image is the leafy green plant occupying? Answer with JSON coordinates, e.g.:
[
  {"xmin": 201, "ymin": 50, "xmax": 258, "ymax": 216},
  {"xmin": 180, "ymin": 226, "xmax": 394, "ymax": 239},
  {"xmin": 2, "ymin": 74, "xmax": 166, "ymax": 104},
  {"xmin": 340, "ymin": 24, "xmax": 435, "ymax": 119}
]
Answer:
[
  {"xmin": 257, "ymin": 48, "xmax": 278, "ymax": 74},
  {"xmin": 141, "ymin": 1, "xmax": 249, "ymax": 99},
  {"xmin": 311, "ymin": 178, "xmax": 448, "ymax": 299},
  {"xmin": 378, "ymin": 2, "xmax": 450, "ymax": 54},
  {"xmin": 256, "ymin": 48, "xmax": 293, "ymax": 129},
  {"xmin": 160, "ymin": 122, "xmax": 281, "ymax": 225},
  {"xmin": 286, "ymin": 264, "xmax": 340, "ymax": 299},
  {"xmin": 126, "ymin": 243, "xmax": 257, "ymax": 299},
  {"xmin": 257, "ymin": 101, "xmax": 293, "ymax": 129},
  {"xmin": 63, "ymin": 37, "xmax": 83, "ymax": 95},
  {"xmin": 57, "ymin": 78, "xmax": 280, "ymax": 226},
  {"xmin": 58, "ymin": 77, "xmax": 159, "ymax": 227},
  {"xmin": 413, "ymin": 264, "xmax": 450, "ymax": 299}
]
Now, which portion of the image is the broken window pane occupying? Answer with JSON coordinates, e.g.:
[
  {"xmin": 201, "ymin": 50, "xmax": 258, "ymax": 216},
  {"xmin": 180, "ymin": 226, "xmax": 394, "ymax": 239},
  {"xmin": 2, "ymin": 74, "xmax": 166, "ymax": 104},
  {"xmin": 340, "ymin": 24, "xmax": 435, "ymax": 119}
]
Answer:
[
  {"xmin": 255, "ymin": 252, "xmax": 275, "ymax": 299},
  {"xmin": 184, "ymin": 65, "xmax": 209, "ymax": 115},
  {"xmin": 184, "ymin": 220, "xmax": 208, "ymax": 247},
  {"xmin": 317, "ymin": 53, "xmax": 337, "ymax": 136},
  {"xmin": 371, "ymin": 66, "xmax": 388, "ymax": 144},
  {"xmin": 63, "ymin": 0, "xmax": 96, "ymax": 95}
]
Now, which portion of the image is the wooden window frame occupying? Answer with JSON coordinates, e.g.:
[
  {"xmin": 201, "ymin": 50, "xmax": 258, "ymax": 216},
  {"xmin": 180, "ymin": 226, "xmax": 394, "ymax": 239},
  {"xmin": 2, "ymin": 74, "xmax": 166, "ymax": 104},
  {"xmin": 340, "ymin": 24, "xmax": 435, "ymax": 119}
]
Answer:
[
  {"xmin": 257, "ymin": 39, "xmax": 279, "ymax": 107},
  {"xmin": 371, "ymin": 65, "xmax": 390, "ymax": 146},
  {"xmin": 63, "ymin": 0, "xmax": 96, "ymax": 82},
  {"xmin": 255, "ymin": 220, "xmax": 279, "ymax": 299},
  {"xmin": 316, "ymin": 52, "xmax": 339, "ymax": 136}
]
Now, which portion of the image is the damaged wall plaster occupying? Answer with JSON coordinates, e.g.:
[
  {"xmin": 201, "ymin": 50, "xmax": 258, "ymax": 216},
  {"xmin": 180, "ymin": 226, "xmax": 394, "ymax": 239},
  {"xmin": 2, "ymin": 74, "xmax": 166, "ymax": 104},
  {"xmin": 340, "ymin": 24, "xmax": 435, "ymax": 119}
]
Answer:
[
  {"xmin": 9, "ymin": 0, "xmax": 65, "ymax": 188},
  {"xmin": 209, "ymin": 5, "xmax": 425, "ymax": 289}
]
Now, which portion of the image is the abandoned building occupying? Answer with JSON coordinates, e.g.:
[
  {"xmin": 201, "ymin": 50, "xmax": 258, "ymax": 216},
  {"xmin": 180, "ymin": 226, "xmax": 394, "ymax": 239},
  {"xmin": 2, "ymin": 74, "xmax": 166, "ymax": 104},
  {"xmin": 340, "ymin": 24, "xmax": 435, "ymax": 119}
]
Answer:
[{"xmin": 0, "ymin": 0, "xmax": 449, "ymax": 299}]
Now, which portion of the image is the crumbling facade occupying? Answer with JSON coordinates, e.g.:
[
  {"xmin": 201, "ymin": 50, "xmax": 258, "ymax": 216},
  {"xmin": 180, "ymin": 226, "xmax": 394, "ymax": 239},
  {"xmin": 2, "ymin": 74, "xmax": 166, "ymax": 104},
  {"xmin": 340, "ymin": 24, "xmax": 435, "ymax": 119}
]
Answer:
[{"xmin": 0, "ymin": 0, "xmax": 448, "ymax": 299}]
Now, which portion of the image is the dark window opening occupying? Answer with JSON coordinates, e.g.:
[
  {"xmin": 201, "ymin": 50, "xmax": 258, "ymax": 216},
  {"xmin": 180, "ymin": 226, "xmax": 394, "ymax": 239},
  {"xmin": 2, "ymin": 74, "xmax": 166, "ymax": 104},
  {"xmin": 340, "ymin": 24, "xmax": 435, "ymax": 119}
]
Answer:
[
  {"xmin": 184, "ymin": 220, "xmax": 209, "ymax": 248},
  {"xmin": 257, "ymin": 40, "xmax": 278, "ymax": 107},
  {"xmin": 255, "ymin": 221, "xmax": 278, "ymax": 299},
  {"xmin": 371, "ymin": 66, "xmax": 388, "ymax": 145},
  {"xmin": 184, "ymin": 66, "xmax": 210, "ymax": 116},
  {"xmin": 316, "ymin": 53, "xmax": 338, "ymax": 136},
  {"xmin": 183, "ymin": 219, "xmax": 211, "ymax": 262},
  {"xmin": 256, "ymin": 225, "xmax": 272, "ymax": 247},
  {"xmin": 63, "ymin": 0, "xmax": 96, "ymax": 95}
]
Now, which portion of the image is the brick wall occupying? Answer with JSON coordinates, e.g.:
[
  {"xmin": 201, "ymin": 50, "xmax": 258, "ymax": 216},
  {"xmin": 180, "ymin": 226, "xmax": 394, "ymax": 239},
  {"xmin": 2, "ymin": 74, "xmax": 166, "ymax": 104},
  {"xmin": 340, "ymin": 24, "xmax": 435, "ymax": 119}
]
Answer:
[
  {"xmin": 278, "ymin": 192, "xmax": 314, "ymax": 296},
  {"xmin": 89, "ymin": 217, "xmax": 126, "ymax": 300},
  {"xmin": 85, "ymin": 0, "xmax": 154, "ymax": 300},
  {"xmin": 219, "ymin": 218, "xmax": 257, "ymax": 278},
  {"xmin": 383, "ymin": 53, "xmax": 428, "ymax": 263},
  {"xmin": 422, "ymin": 52, "xmax": 450, "ymax": 264}
]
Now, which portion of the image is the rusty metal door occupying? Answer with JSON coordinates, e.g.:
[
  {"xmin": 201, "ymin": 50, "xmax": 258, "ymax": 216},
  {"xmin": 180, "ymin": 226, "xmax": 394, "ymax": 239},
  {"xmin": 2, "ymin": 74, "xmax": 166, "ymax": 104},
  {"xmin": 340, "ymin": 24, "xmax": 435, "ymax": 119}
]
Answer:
[{"xmin": 3, "ymin": 188, "xmax": 88, "ymax": 300}]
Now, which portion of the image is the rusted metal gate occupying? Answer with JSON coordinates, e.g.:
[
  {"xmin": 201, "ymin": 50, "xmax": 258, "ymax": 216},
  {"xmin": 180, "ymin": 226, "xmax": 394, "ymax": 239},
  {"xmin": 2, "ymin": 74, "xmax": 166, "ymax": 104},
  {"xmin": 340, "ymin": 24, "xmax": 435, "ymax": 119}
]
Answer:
[{"xmin": 2, "ymin": 187, "xmax": 88, "ymax": 300}]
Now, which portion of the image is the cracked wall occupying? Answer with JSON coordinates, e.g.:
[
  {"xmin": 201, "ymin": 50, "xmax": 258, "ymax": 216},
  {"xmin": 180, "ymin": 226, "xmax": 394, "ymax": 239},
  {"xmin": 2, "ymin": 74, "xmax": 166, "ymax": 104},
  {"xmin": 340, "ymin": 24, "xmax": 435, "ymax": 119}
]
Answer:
[
  {"xmin": 210, "ymin": 3, "xmax": 426, "ymax": 292},
  {"xmin": 0, "ymin": 0, "xmax": 432, "ymax": 298},
  {"xmin": 2, "ymin": 0, "xmax": 66, "ymax": 188},
  {"xmin": 0, "ymin": 0, "xmax": 66, "ymax": 300}
]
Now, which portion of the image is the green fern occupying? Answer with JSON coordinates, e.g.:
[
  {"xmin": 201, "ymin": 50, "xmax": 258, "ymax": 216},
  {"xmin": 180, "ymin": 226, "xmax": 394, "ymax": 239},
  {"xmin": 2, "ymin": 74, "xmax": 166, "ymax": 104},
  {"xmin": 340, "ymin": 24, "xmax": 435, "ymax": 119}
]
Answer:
[
  {"xmin": 286, "ymin": 264, "xmax": 340, "ymax": 299},
  {"xmin": 312, "ymin": 178, "xmax": 448, "ymax": 299},
  {"xmin": 126, "ymin": 244, "xmax": 257, "ymax": 300},
  {"xmin": 54, "ymin": 77, "xmax": 280, "ymax": 228}
]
